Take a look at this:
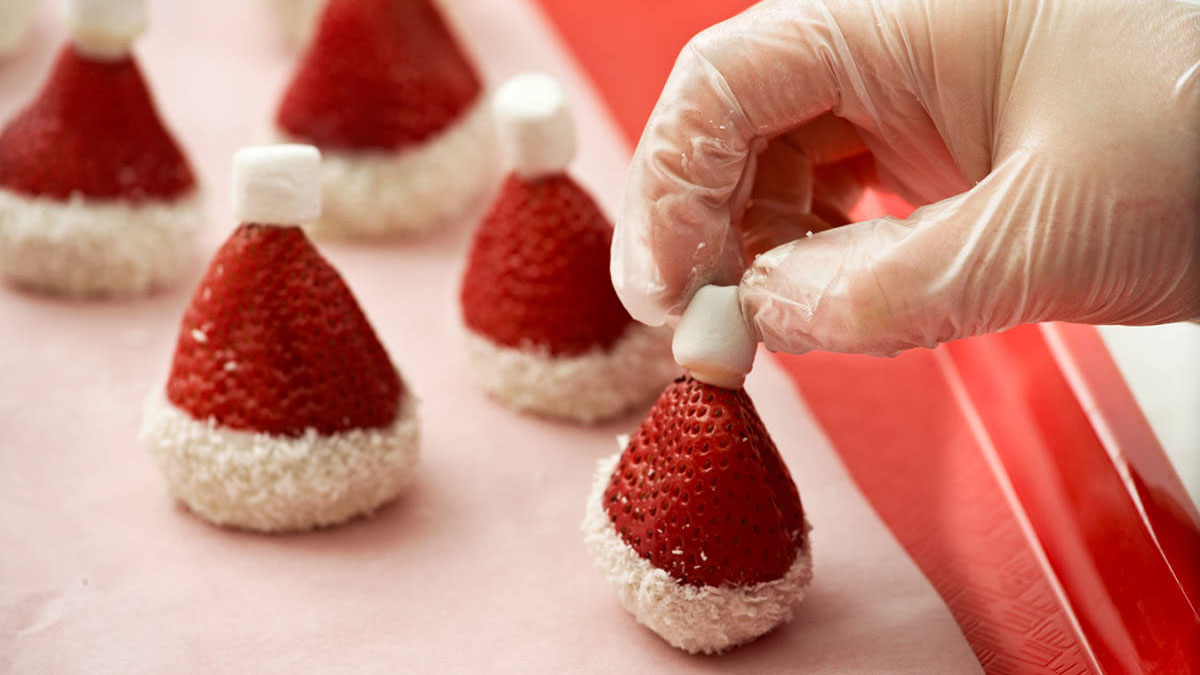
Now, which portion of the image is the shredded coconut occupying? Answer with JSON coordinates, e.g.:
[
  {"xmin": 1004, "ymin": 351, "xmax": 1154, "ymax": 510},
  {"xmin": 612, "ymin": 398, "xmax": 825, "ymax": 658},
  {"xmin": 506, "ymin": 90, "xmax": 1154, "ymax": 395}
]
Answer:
[
  {"xmin": 139, "ymin": 386, "xmax": 420, "ymax": 533},
  {"xmin": 274, "ymin": 96, "xmax": 499, "ymax": 238},
  {"xmin": 464, "ymin": 322, "xmax": 679, "ymax": 424},
  {"xmin": 582, "ymin": 454, "xmax": 813, "ymax": 654},
  {"xmin": 0, "ymin": 188, "xmax": 201, "ymax": 297}
]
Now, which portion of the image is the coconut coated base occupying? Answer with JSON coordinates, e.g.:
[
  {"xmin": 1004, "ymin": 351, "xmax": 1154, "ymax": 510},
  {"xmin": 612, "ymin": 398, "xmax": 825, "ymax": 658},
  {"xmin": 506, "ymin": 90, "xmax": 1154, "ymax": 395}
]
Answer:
[
  {"xmin": 0, "ymin": 188, "xmax": 201, "ymax": 298},
  {"xmin": 140, "ymin": 388, "xmax": 420, "ymax": 533},
  {"xmin": 464, "ymin": 323, "xmax": 678, "ymax": 424}
]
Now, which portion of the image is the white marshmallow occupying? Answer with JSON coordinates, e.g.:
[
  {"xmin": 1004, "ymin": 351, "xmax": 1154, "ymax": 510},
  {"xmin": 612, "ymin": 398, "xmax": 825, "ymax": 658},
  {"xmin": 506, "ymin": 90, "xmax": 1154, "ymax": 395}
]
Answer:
[
  {"xmin": 61, "ymin": 0, "xmax": 147, "ymax": 60},
  {"xmin": 266, "ymin": 0, "xmax": 327, "ymax": 49},
  {"xmin": 232, "ymin": 144, "xmax": 322, "ymax": 225},
  {"xmin": 0, "ymin": 0, "xmax": 38, "ymax": 59},
  {"xmin": 672, "ymin": 285, "xmax": 758, "ymax": 389},
  {"xmin": 492, "ymin": 72, "xmax": 576, "ymax": 179}
]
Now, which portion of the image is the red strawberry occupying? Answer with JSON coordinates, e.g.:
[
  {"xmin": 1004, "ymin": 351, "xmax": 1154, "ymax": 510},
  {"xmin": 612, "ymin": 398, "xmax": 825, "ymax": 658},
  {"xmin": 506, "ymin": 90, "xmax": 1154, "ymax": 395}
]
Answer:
[
  {"xmin": 603, "ymin": 376, "xmax": 807, "ymax": 587},
  {"xmin": 460, "ymin": 173, "xmax": 633, "ymax": 356},
  {"xmin": 166, "ymin": 224, "xmax": 402, "ymax": 437},
  {"xmin": 0, "ymin": 46, "xmax": 195, "ymax": 202},
  {"xmin": 276, "ymin": 0, "xmax": 482, "ymax": 151}
]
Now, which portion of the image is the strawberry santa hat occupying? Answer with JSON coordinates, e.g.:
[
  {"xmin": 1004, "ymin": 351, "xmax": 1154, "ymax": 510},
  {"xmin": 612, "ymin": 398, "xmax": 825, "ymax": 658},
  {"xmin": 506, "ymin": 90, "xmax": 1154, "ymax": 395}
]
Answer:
[
  {"xmin": 140, "ymin": 145, "xmax": 419, "ymax": 532},
  {"xmin": 0, "ymin": 0, "xmax": 201, "ymax": 297},
  {"xmin": 271, "ymin": 0, "xmax": 497, "ymax": 238},
  {"xmin": 459, "ymin": 73, "xmax": 678, "ymax": 424},
  {"xmin": 583, "ymin": 286, "xmax": 813, "ymax": 654}
]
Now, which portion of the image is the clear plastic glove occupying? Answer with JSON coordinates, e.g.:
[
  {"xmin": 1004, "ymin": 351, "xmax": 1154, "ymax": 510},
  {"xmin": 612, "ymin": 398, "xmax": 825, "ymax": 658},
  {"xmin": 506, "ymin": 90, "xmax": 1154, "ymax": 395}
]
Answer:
[{"xmin": 611, "ymin": 0, "xmax": 1200, "ymax": 356}]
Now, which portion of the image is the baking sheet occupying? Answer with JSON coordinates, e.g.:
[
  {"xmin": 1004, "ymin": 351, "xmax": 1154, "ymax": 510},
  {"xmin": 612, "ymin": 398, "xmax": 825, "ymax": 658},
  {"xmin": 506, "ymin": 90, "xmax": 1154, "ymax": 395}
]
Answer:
[{"xmin": 0, "ymin": 1, "xmax": 981, "ymax": 671}]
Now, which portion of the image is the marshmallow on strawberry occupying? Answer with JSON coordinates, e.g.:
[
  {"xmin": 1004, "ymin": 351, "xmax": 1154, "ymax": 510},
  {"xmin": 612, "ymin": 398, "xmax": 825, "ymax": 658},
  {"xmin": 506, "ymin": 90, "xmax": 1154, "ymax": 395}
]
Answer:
[
  {"xmin": 0, "ymin": 0, "xmax": 38, "ymax": 59},
  {"xmin": 0, "ymin": 0, "xmax": 201, "ymax": 297},
  {"xmin": 140, "ymin": 145, "xmax": 418, "ymax": 532},
  {"xmin": 272, "ymin": 0, "xmax": 497, "ymax": 238},
  {"xmin": 584, "ymin": 286, "xmax": 812, "ymax": 654},
  {"xmin": 265, "ymin": 0, "xmax": 327, "ymax": 49},
  {"xmin": 459, "ymin": 73, "xmax": 677, "ymax": 424}
]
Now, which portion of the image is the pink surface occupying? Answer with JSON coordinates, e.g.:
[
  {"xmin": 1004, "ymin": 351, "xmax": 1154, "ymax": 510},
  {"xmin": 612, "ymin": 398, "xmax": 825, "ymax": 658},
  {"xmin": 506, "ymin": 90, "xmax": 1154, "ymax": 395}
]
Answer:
[{"xmin": 0, "ymin": 1, "xmax": 980, "ymax": 671}]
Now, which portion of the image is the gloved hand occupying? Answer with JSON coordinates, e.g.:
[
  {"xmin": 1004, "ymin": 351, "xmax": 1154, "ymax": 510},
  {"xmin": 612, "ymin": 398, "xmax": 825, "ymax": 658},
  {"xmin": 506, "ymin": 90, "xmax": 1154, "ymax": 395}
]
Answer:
[{"xmin": 611, "ymin": 0, "xmax": 1200, "ymax": 356}]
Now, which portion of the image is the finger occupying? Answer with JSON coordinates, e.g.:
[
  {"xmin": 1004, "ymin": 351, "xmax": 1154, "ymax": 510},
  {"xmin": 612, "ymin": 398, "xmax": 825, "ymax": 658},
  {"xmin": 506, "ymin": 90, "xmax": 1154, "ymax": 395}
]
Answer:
[
  {"xmin": 737, "ymin": 135, "xmax": 823, "ymax": 259},
  {"xmin": 738, "ymin": 159, "xmax": 1032, "ymax": 356},
  {"xmin": 738, "ymin": 134, "xmax": 871, "ymax": 258},
  {"xmin": 737, "ymin": 145, "xmax": 859, "ymax": 258},
  {"xmin": 778, "ymin": 112, "xmax": 870, "ymax": 166}
]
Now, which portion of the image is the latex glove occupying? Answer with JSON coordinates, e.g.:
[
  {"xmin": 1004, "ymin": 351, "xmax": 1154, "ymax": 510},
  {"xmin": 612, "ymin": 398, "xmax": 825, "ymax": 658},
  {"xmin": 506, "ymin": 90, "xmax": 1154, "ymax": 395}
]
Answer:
[{"xmin": 611, "ymin": 0, "xmax": 1200, "ymax": 356}]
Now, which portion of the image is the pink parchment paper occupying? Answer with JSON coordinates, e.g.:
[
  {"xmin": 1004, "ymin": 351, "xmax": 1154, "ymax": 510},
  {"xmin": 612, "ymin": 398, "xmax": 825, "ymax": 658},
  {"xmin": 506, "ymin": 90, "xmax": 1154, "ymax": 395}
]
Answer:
[{"xmin": 0, "ymin": 1, "xmax": 982, "ymax": 672}]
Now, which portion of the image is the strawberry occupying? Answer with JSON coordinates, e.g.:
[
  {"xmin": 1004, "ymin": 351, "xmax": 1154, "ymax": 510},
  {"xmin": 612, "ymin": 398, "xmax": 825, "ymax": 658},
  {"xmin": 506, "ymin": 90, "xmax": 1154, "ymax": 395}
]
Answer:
[
  {"xmin": 275, "ymin": 0, "xmax": 482, "ymax": 151},
  {"xmin": 0, "ymin": 46, "xmax": 195, "ymax": 202},
  {"xmin": 166, "ymin": 224, "xmax": 402, "ymax": 437},
  {"xmin": 460, "ymin": 173, "xmax": 633, "ymax": 356},
  {"xmin": 603, "ymin": 376, "xmax": 807, "ymax": 587}
]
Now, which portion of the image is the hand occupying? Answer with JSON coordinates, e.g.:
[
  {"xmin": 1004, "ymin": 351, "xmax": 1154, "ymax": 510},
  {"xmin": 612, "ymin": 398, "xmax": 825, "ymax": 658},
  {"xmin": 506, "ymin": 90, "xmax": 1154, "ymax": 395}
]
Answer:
[{"xmin": 611, "ymin": 0, "xmax": 1200, "ymax": 356}]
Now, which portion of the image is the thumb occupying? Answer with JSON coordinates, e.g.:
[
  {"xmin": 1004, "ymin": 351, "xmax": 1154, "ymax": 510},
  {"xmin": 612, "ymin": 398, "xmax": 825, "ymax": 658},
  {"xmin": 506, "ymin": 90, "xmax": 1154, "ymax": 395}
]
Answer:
[{"xmin": 739, "ymin": 173, "xmax": 1030, "ymax": 357}]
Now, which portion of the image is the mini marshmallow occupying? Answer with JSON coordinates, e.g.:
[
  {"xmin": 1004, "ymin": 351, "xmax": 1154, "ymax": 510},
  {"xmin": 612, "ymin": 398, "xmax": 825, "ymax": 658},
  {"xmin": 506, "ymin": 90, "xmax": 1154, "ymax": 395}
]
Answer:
[
  {"xmin": 61, "ymin": 0, "xmax": 147, "ymax": 60},
  {"xmin": 672, "ymin": 285, "xmax": 758, "ymax": 389},
  {"xmin": 0, "ymin": 0, "xmax": 38, "ymax": 58},
  {"xmin": 232, "ymin": 144, "xmax": 322, "ymax": 225},
  {"xmin": 266, "ymin": 0, "xmax": 327, "ymax": 48},
  {"xmin": 492, "ymin": 72, "xmax": 576, "ymax": 179}
]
